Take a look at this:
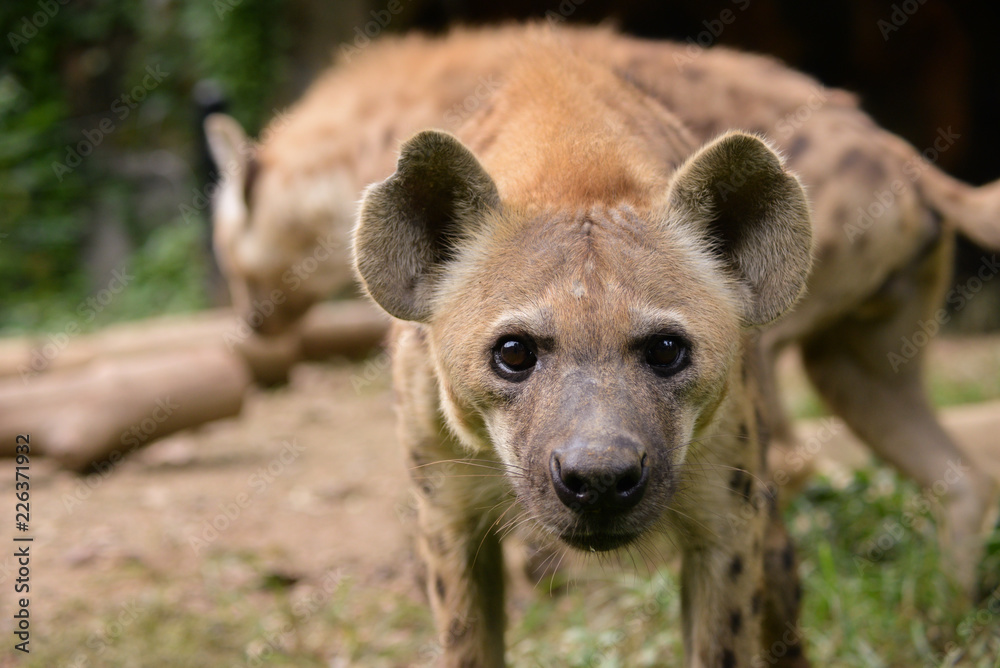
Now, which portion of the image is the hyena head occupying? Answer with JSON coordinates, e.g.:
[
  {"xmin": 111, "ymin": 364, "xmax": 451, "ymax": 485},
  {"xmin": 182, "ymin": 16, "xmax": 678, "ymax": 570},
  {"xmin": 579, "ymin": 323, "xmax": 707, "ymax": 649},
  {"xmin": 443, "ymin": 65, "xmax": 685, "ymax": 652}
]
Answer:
[
  {"xmin": 205, "ymin": 114, "xmax": 356, "ymax": 335},
  {"xmin": 354, "ymin": 129, "xmax": 811, "ymax": 551}
]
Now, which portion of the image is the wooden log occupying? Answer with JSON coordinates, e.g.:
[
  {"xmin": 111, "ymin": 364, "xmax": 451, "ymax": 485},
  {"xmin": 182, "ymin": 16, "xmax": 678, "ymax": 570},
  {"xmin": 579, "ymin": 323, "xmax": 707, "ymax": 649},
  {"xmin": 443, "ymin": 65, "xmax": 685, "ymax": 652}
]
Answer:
[
  {"xmin": 0, "ymin": 346, "xmax": 252, "ymax": 471},
  {"xmin": 0, "ymin": 300, "xmax": 390, "ymax": 385},
  {"xmin": 0, "ymin": 309, "xmax": 235, "ymax": 381},
  {"xmin": 0, "ymin": 301, "xmax": 389, "ymax": 469}
]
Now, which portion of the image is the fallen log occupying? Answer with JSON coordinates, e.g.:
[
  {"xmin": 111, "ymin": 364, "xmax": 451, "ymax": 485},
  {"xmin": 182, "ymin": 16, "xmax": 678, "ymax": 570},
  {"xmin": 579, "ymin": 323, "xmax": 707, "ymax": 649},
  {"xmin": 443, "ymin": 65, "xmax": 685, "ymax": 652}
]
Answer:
[
  {"xmin": 0, "ymin": 346, "xmax": 252, "ymax": 471},
  {"xmin": 0, "ymin": 300, "xmax": 390, "ymax": 385},
  {"xmin": 0, "ymin": 300, "xmax": 390, "ymax": 469}
]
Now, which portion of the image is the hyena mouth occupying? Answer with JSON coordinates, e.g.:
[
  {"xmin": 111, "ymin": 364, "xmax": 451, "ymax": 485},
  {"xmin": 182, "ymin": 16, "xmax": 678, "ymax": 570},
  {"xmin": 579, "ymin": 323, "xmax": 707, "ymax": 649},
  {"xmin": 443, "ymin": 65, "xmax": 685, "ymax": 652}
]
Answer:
[{"xmin": 558, "ymin": 528, "xmax": 642, "ymax": 552}]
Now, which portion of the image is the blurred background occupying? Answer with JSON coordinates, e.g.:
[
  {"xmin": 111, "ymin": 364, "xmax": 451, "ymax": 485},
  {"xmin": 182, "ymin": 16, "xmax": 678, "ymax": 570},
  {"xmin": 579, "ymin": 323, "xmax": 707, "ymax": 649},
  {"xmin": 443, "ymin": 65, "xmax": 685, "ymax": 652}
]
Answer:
[
  {"xmin": 3, "ymin": 2, "xmax": 1000, "ymax": 667},
  {"xmin": 3, "ymin": 0, "xmax": 1000, "ymax": 334}
]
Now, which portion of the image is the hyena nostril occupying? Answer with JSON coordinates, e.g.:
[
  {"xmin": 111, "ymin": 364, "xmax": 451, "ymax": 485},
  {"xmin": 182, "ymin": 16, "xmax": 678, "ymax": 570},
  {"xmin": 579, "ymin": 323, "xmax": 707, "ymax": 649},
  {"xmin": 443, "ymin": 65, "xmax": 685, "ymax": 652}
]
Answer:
[
  {"xmin": 562, "ymin": 471, "xmax": 588, "ymax": 496},
  {"xmin": 550, "ymin": 445, "xmax": 648, "ymax": 513},
  {"xmin": 616, "ymin": 470, "xmax": 640, "ymax": 494}
]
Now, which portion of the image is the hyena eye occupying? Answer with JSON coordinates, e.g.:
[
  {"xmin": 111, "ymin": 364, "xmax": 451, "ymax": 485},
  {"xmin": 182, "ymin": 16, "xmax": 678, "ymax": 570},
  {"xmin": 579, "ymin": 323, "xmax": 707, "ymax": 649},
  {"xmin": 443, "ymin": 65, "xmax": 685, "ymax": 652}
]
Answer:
[
  {"xmin": 492, "ymin": 336, "xmax": 537, "ymax": 380},
  {"xmin": 645, "ymin": 335, "xmax": 689, "ymax": 375}
]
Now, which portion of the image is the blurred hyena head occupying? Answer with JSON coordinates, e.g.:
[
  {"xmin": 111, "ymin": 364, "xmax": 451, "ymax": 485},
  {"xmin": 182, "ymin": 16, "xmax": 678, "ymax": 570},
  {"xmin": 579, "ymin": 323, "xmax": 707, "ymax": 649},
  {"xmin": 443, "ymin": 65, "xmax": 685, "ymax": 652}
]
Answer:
[{"xmin": 205, "ymin": 113, "xmax": 356, "ymax": 335}]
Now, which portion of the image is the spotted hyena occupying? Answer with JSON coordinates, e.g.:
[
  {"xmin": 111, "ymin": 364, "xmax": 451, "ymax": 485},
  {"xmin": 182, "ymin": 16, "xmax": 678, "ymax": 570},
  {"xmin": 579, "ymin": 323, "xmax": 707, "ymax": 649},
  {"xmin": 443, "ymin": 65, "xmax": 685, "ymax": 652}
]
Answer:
[{"xmin": 353, "ymin": 38, "xmax": 813, "ymax": 667}]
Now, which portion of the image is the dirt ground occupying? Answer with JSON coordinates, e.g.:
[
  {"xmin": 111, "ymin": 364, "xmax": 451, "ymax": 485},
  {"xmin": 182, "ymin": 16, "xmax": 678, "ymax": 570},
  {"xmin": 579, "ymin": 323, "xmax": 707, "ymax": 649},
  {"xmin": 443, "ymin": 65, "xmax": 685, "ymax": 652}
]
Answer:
[
  {"xmin": 0, "ymin": 357, "xmax": 424, "ymax": 665},
  {"xmin": 2, "ymin": 336, "xmax": 999, "ymax": 666}
]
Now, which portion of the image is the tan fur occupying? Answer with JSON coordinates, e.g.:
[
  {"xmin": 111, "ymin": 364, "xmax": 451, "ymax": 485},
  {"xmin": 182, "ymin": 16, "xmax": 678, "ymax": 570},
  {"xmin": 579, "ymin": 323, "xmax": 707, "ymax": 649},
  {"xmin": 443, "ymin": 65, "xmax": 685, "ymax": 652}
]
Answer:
[
  {"xmin": 207, "ymin": 23, "xmax": 999, "ymax": 591},
  {"xmin": 355, "ymin": 39, "xmax": 813, "ymax": 667}
]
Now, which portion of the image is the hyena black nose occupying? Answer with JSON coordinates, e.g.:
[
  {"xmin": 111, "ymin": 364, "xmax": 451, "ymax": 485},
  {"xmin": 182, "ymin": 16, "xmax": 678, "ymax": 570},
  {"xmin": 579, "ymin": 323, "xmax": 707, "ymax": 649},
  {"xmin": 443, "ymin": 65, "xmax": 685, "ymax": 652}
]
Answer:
[{"xmin": 550, "ymin": 439, "xmax": 649, "ymax": 514}]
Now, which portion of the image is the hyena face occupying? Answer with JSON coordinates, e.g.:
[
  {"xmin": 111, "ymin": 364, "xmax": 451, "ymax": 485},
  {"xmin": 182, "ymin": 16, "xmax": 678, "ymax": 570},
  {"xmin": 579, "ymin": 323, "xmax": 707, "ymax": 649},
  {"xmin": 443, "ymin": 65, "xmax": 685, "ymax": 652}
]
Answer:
[
  {"xmin": 206, "ymin": 114, "xmax": 356, "ymax": 335},
  {"xmin": 354, "ymin": 129, "xmax": 811, "ymax": 552},
  {"xmin": 429, "ymin": 206, "xmax": 743, "ymax": 550}
]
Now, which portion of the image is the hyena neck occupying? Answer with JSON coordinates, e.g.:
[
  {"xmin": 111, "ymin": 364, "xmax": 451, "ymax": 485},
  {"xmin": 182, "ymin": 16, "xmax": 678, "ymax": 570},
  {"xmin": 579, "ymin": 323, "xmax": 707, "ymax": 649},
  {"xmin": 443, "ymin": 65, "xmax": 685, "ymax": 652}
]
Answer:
[{"xmin": 677, "ymin": 332, "xmax": 768, "ymax": 535}]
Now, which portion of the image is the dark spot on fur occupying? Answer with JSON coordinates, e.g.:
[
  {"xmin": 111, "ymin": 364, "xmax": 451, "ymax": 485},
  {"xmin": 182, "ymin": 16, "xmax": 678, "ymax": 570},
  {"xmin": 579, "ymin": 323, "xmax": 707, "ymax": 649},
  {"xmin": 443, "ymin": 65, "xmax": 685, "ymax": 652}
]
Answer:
[
  {"xmin": 837, "ymin": 148, "xmax": 865, "ymax": 173},
  {"xmin": 435, "ymin": 575, "xmax": 446, "ymax": 600},
  {"xmin": 730, "ymin": 610, "xmax": 742, "ymax": 635},
  {"xmin": 474, "ymin": 128, "xmax": 499, "ymax": 153},
  {"xmin": 722, "ymin": 649, "xmax": 736, "ymax": 668},
  {"xmin": 729, "ymin": 469, "xmax": 747, "ymax": 495},
  {"xmin": 816, "ymin": 243, "xmax": 835, "ymax": 266},
  {"xmin": 756, "ymin": 406, "xmax": 770, "ymax": 471},
  {"xmin": 738, "ymin": 423, "xmax": 749, "ymax": 442},
  {"xmin": 742, "ymin": 477, "xmax": 753, "ymax": 500},
  {"xmin": 727, "ymin": 87, "xmax": 748, "ymax": 105},
  {"xmin": 730, "ymin": 555, "xmax": 743, "ymax": 579},
  {"xmin": 783, "ymin": 543, "xmax": 795, "ymax": 571},
  {"xmin": 833, "ymin": 204, "xmax": 849, "ymax": 228},
  {"xmin": 766, "ymin": 483, "xmax": 779, "ymax": 510},
  {"xmin": 752, "ymin": 590, "xmax": 762, "ymax": 615},
  {"xmin": 786, "ymin": 135, "xmax": 810, "ymax": 163},
  {"xmin": 683, "ymin": 66, "xmax": 706, "ymax": 82},
  {"xmin": 838, "ymin": 147, "xmax": 887, "ymax": 181}
]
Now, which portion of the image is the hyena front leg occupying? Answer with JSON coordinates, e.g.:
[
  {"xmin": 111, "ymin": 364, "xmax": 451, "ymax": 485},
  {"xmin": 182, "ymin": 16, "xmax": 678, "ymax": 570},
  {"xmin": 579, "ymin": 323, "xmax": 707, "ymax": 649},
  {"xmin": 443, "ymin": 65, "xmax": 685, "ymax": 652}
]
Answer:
[
  {"xmin": 680, "ymin": 521, "xmax": 765, "ymax": 668},
  {"xmin": 758, "ymin": 504, "xmax": 809, "ymax": 668},
  {"xmin": 411, "ymin": 454, "xmax": 507, "ymax": 668}
]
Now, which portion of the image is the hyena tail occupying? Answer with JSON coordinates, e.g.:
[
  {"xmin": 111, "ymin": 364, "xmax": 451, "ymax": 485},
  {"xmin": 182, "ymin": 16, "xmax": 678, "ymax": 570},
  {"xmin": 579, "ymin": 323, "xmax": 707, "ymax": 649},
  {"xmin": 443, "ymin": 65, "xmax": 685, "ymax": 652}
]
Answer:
[{"xmin": 886, "ymin": 131, "xmax": 1000, "ymax": 250}]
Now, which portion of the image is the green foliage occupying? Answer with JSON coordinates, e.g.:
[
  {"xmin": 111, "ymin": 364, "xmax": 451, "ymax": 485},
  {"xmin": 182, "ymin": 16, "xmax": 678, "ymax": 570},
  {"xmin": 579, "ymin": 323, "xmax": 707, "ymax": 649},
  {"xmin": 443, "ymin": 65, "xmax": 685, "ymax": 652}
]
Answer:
[{"xmin": 1, "ymin": 0, "xmax": 289, "ymax": 334}]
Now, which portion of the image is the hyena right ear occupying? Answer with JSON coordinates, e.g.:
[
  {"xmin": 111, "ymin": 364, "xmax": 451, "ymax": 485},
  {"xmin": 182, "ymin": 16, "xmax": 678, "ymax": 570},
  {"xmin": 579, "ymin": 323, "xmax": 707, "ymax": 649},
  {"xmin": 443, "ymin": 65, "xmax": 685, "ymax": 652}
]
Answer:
[
  {"xmin": 352, "ymin": 130, "xmax": 500, "ymax": 322},
  {"xmin": 668, "ymin": 131, "xmax": 813, "ymax": 326}
]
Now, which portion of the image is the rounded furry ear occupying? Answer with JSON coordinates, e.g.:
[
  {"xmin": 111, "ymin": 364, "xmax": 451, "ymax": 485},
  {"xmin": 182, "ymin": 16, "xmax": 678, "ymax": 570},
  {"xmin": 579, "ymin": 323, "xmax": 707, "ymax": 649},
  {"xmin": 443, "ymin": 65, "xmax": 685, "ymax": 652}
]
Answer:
[
  {"xmin": 668, "ymin": 131, "xmax": 813, "ymax": 326},
  {"xmin": 352, "ymin": 130, "xmax": 500, "ymax": 322}
]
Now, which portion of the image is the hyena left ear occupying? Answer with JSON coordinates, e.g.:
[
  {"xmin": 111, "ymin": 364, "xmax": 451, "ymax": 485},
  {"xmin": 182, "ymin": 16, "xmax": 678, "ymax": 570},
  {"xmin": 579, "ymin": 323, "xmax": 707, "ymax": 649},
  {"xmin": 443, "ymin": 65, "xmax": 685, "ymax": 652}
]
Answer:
[
  {"xmin": 353, "ymin": 130, "xmax": 500, "ymax": 322},
  {"xmin": 668, "ymin": 131, "xmax": 813, "ymax": 326}
]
